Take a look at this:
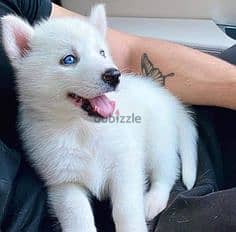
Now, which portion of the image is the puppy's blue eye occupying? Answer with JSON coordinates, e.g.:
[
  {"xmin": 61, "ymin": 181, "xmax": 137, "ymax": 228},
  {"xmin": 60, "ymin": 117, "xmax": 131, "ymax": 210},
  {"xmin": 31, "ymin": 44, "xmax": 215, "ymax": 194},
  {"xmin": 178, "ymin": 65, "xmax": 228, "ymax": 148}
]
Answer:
[{"xmin": 61, "ymin": 55, "xmax": 78, "ymax": 66}]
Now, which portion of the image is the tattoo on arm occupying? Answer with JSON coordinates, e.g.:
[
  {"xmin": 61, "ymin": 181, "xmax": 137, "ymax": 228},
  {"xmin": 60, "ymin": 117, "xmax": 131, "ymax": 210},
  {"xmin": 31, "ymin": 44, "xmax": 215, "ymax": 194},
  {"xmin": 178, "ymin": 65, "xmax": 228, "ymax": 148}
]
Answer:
[{"xmin": 141, "ymin": 53, "xmax": 175, "ymax": 86}]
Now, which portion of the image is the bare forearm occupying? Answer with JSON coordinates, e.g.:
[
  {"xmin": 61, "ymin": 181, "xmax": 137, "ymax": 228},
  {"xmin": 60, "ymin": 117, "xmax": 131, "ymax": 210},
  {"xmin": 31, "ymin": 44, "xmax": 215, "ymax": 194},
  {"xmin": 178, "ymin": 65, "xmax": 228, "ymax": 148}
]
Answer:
[{"xmin": 130, "ymin": 37, "xmax": 236, "ymax": 109}]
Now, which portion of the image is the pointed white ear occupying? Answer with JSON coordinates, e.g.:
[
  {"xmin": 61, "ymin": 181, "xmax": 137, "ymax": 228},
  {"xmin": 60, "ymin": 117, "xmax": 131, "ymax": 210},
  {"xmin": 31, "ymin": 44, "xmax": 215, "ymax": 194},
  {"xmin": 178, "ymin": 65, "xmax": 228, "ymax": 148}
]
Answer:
[
  {"xmin": 1, "ymin": 15, "xmax": 34, "ymax": 62},
  {"xmin": 89, "ymin": 4, "xmax": 107, "ymax": 38}
]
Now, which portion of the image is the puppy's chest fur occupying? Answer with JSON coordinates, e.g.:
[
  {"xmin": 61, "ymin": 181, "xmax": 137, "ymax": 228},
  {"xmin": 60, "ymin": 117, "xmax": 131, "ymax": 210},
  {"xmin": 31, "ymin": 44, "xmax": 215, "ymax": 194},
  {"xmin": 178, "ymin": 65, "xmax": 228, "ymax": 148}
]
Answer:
[{"xmin": 22, "ymin": 116, "xmax": 144, "ymax": 199}]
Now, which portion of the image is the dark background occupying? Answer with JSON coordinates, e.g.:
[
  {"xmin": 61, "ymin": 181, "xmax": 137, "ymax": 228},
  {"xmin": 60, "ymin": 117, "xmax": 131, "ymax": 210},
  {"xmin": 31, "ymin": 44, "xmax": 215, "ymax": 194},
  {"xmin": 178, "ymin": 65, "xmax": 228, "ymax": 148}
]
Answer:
[{"xmin": 52, "ymin": 0, "xmax": 61, "ymax": 5}]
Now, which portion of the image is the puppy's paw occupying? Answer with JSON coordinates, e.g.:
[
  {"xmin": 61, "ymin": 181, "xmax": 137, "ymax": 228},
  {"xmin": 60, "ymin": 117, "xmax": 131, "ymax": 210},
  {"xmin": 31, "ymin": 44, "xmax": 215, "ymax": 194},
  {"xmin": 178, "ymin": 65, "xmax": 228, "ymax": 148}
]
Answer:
[
  {"xmin": 183, "ymin": 169, "xmax": 196, "ymax": 190},
  {"xmin": 116, "ymin": 224, "xmax": 148, "ymax": 232},
  {"xmin": 144, "ymin": 189, "xmax": 169, "ymax": 221}
]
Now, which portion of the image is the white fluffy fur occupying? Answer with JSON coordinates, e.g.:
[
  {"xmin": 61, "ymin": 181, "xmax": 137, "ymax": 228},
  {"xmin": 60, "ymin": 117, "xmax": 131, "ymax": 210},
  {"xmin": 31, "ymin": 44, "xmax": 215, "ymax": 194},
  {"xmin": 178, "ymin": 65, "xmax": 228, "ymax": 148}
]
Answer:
[{"xmin": 1, "ymin": 5, "xmax": 198, "ymax": 232}]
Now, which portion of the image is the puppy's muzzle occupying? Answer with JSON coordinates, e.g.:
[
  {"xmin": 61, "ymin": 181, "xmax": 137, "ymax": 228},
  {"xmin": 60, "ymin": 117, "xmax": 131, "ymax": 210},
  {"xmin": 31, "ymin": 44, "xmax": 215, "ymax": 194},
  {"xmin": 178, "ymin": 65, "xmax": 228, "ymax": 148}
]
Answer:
[{"xmin": 102, "ymin": 68, "xmax": 121, "ymax": 88}]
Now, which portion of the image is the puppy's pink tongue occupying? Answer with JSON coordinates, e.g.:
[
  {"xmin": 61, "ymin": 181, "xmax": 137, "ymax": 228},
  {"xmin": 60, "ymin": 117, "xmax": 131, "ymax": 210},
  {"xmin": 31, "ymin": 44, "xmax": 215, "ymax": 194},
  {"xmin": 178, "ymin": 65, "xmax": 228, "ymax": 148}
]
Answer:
[{"xmin": 89, "ymin": 95, "xmax": 115, "ymax": 118}]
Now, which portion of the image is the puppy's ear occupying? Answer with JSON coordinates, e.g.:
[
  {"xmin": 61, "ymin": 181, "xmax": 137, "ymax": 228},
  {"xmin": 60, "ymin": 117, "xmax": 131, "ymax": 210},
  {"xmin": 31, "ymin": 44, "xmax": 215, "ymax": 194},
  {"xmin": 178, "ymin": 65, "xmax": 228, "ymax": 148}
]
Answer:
[
  {"xmin": 90, "ymin": 4, "xmax": 107, "ymax": 38},
  {"xmin": 1, "ymin": 15, "xmax": 34, "ymax": 63}
]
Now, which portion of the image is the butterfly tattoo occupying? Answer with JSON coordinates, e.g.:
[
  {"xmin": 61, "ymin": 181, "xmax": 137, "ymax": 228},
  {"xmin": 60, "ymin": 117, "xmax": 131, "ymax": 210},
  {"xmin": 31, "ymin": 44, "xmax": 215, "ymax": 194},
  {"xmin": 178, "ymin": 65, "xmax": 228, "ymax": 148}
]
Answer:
[{"xmin": 141, "ymin": 53, "xmax": 175, "ymax": 86}]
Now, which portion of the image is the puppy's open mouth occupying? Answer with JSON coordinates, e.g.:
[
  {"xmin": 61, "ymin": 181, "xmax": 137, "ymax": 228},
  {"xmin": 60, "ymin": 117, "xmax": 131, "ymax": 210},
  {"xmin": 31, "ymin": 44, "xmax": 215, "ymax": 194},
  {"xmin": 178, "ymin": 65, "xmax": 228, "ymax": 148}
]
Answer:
[{"xmin": 67, "ymin": 93, "xmax": 115, "ymax": 118}]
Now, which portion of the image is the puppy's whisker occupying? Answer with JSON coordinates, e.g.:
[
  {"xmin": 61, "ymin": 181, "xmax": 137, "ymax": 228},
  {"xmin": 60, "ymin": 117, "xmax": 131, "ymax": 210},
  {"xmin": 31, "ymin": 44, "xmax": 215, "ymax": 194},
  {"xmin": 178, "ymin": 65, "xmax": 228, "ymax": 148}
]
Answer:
[{"xmin": 120, "ymin": 67, "xmax": 132, "ymax": 73}]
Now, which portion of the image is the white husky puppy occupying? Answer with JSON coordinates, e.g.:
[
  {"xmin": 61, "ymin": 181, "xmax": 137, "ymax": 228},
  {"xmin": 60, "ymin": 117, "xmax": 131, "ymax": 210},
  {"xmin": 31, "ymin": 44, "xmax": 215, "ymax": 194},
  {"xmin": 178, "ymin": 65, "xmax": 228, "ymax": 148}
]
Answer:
[{"xmin": 2, "ymin": 5, "xmax": 197, "ymax": 232}]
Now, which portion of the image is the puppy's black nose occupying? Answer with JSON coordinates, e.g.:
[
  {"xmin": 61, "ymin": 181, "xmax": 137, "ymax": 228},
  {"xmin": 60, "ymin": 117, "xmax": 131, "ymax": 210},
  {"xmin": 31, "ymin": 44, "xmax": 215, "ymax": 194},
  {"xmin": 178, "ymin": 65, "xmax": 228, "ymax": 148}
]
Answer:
[{"xmin": 102, "ymin": 68, "xmax": 121, "ymax": 88}]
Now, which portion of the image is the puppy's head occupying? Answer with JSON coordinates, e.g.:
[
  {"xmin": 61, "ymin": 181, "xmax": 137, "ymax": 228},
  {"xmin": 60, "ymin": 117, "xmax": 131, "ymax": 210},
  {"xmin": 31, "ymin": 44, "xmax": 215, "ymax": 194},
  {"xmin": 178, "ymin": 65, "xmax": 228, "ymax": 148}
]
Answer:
[{"xmin": 1, "ymin": 5, "xmax": 120, "ymax": 121}]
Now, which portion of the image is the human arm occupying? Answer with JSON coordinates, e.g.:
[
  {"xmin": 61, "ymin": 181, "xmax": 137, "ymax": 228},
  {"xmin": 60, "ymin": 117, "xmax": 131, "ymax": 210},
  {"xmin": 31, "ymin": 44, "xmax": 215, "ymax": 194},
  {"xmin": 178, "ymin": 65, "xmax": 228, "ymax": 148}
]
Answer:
[{"xmin": 51, "ymin": 3, "xmax": 236, "ymax": 110}]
